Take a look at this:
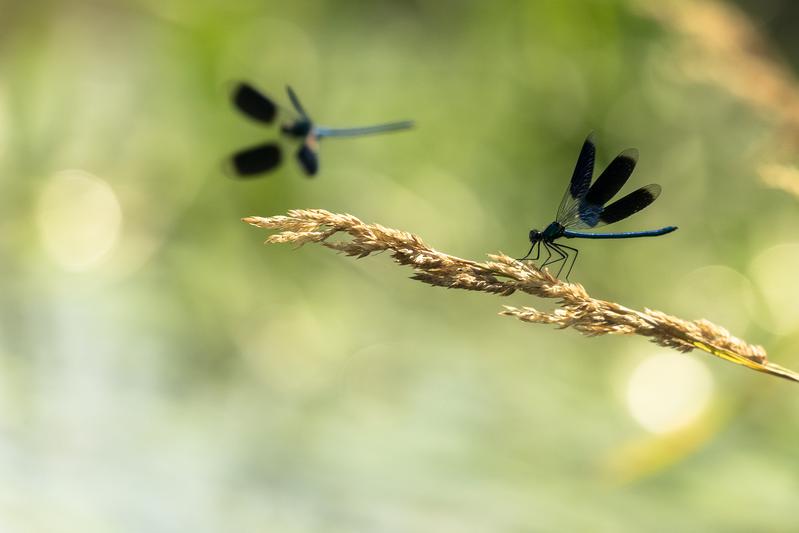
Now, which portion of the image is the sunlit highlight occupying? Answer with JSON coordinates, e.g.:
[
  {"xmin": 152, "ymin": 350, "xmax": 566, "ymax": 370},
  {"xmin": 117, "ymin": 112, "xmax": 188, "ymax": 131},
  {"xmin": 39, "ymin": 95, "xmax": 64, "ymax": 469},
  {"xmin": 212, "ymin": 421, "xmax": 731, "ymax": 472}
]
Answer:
[
  {"xmin": 750, "ymin": 243, "xmax": 799, "ymax": 335},
  {"xmin": 36, "ymin": 169, "xmax": 122, "ymax": 271},
  {"xmin": 626, "ymin": 353, "xmax": 713, "ymax": 434},
  {"xmin": 673, "ymin": 265, "xmax": 754, "ymax": 335}
]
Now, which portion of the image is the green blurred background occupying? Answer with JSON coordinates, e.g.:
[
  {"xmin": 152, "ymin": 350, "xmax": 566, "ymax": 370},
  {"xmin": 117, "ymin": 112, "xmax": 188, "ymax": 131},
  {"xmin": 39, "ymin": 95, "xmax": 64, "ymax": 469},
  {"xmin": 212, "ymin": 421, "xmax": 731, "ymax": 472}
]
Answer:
[{"xmin": 2, "ymin": 0, "xmax": 799, "ymax": 531}]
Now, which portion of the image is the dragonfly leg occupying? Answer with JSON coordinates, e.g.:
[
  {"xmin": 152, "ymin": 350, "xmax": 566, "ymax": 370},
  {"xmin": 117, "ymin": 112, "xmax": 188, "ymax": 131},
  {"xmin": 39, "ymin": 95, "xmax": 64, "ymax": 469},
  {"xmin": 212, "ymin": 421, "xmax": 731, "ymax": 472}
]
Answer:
[
  {"xmin": 532, "ymin": 240, "xmax": 541, "ymax": 261},
  {"xmin": 540, "ymin": 242, "xmax": 555, "ymax": 268},
  {"xmin": 517, "ymin": 243, "xmax": 536, "ymax": 261},
  {"xmin": 548, "ymin": 243, "xmax": 568, "ymax": 277},
  {"xmin": 554, "ymin": 243, "xmax": 579, "ymax": 280}
]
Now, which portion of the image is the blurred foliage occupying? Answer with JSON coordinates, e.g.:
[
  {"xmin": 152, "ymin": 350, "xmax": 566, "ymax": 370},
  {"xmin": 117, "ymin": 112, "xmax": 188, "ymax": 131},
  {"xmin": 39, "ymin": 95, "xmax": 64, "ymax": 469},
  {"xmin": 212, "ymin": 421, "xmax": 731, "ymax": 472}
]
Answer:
[{"xmin": 1, "ymin": 0, "xmax": 798, "ymax": 531}]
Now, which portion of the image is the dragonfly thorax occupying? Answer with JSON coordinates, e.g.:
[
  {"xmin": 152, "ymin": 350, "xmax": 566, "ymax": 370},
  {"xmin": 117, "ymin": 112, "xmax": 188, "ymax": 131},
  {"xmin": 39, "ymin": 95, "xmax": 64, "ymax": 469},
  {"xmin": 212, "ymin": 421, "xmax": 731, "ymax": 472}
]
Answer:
[
  {"xmin": 281, "ymin": 119, "xmax": 313, "ymax": 139},
  {"xmin": 541, "ymin": 222, "xmax": 564, "ymax": 241}
]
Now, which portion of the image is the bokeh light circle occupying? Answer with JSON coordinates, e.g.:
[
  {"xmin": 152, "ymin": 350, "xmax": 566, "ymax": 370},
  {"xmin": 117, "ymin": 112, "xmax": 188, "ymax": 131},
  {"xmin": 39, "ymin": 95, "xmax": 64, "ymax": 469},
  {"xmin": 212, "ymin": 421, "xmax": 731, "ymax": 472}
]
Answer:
[
  {"xmin": 36, "ymin": 169, "xmax": 122, "ymax": 271},
  {"xmin": 749, "ymin": 243, "xmax": 799, "ymax": 335},
  {"xmin": 672, "ymin": 265, "xmax": 755, "ymax": 336},
  {"xmin": 626, "ymin": 353, "xmax": 713, "ymax": 434}
]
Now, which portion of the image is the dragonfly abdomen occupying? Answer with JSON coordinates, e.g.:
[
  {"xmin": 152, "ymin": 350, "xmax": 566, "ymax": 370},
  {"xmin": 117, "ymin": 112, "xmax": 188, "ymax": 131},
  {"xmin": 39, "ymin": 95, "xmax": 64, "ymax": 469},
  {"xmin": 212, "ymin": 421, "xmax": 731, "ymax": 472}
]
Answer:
[{"xmin": 562, "ymin": 226, "xmax": 677, "ymax": 239}]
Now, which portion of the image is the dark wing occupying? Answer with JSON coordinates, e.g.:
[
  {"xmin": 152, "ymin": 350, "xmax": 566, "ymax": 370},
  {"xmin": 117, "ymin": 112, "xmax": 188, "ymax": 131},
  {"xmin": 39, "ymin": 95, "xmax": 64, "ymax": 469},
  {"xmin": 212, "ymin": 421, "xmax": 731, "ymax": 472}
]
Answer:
[
  {"xmin": 584, "ymin": 148, "xmax": 638, "ymax": 207},
  {"xmin": 286, "ymin": 86, "xmax": 310, "ymax": 119},
  {"xmin": 229, "ymin": 143, "xmax": 283, "ymax": 177},
  {"xmin": 232, "ymin": 83, "xmax": 278, "ymax": 123},
  {"xmin": 296, "ymin": 141, "xmax": 319, "ymax": 176},
  {"xmin": 598, "ymin": 184, "xmax": 661, "ymax": 224},
  {"xmin": 555, "ymin": 133, "xmax": 596, "ymax": 227}
]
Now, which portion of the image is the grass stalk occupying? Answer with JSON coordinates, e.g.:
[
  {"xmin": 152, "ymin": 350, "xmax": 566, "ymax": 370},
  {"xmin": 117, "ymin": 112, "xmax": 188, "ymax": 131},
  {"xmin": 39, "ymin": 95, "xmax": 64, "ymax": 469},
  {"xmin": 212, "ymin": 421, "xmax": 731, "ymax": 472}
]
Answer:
[{"xmin": 244, "ymin": 209, "xmax": 798, "ymax": 383}]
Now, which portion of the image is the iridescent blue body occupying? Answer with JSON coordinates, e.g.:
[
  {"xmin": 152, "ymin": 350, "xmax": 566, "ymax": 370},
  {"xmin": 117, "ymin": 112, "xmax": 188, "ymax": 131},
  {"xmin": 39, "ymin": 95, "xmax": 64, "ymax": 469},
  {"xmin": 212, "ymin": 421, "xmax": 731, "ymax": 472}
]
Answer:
[
  {"xmin": 281, "ymin": 119, "xmax": 313, "ymax": 138},
  {"xmin": 230, "ymin": 82, "xmax": 414, "ymax": 177},
  {"xmin": 562, "ymin": 227, "xmax": 676, "ymax": 239},
  {"xmin": 520, "ymin": 134, "xmax": 677, "ymax": 279}
]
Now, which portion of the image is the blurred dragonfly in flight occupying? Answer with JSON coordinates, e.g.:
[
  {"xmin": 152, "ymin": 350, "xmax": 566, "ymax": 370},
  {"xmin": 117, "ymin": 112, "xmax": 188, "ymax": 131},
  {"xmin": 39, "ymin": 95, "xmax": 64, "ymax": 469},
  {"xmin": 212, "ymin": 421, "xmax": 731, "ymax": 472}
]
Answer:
[
  {"xmin": 229, "ymin": 82, "xmax": 414, "ymax": 177},
  {"xmin": 520, "ymin": 133, "xmax": 677, "ymax": 279}
]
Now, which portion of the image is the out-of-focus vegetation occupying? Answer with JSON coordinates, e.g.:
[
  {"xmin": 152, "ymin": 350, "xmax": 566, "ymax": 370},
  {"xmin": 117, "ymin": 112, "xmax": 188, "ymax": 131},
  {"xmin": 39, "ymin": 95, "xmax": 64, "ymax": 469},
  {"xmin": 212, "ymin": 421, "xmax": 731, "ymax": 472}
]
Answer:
[{"xmin": 1, "ymin": 1, "xmax": 798, "ymax": 531}]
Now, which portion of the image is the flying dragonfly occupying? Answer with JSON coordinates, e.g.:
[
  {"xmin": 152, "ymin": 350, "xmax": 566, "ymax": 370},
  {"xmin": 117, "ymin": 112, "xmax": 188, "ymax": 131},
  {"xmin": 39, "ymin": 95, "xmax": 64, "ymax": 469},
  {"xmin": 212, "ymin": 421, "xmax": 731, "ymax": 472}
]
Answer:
[
  {"xmin": 519, "ymin": 133, "xmax": 677, "ymax": 279},
  {"xmin": 229, "ymin": 82, "xmax": 414, "ymax": 177}
]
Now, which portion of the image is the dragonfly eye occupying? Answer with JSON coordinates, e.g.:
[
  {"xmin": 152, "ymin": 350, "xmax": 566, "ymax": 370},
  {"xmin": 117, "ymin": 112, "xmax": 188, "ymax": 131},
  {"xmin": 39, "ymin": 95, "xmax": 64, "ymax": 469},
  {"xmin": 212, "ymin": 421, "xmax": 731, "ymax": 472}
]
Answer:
[{"xmin": 529, "ymin": 230, "xmax": 542, "ymax": 242}]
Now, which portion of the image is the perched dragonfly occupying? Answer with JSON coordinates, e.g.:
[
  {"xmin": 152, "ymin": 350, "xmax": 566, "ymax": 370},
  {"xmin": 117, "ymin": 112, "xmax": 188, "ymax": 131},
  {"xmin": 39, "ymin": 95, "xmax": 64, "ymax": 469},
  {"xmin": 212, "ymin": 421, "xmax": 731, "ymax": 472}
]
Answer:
[
  {"xmin": 229, "ymin": 82, "xmax": 414, "ymax": 177},
  {"xmin": 519, "ymin": 133, "xmax": 677, "ymax": 279}
]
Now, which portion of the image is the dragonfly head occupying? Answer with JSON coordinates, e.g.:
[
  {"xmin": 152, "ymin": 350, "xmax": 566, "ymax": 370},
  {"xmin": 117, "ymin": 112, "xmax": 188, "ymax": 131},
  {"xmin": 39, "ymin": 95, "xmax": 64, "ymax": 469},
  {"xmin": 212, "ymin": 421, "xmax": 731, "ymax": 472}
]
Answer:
[{"xmin": 528, "ymin": 229, "xmax": 542, "ymax": 243}]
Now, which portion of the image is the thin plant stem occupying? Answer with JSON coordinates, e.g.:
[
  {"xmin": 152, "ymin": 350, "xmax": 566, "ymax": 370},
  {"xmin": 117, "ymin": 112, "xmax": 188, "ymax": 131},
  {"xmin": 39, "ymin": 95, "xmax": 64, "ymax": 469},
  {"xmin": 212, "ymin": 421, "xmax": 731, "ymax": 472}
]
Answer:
[{"xmin": 243, "ymin": 209, "xmax": 799, "ymax": 383}]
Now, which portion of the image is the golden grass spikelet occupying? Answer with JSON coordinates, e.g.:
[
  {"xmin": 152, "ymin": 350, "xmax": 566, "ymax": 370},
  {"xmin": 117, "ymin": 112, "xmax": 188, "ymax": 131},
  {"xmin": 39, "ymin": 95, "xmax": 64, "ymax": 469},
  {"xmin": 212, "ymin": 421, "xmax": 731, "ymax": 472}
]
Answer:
[{"xmin": 243, "ymin": 209, "xmax": 799, "ymax": 383}]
